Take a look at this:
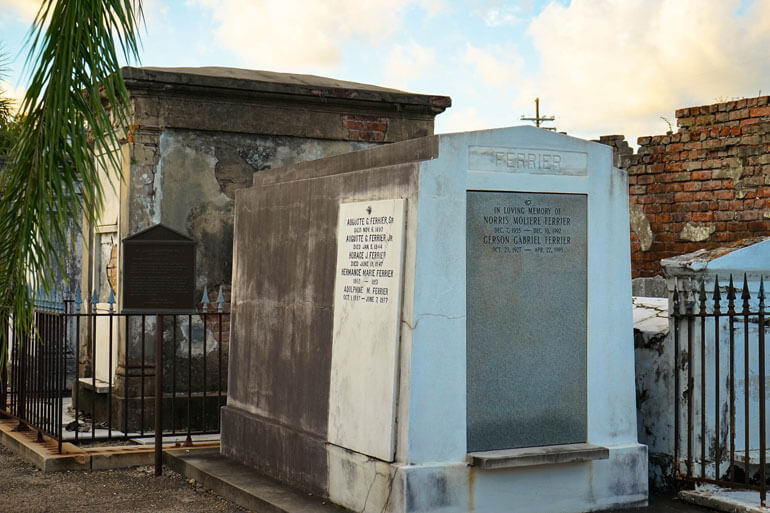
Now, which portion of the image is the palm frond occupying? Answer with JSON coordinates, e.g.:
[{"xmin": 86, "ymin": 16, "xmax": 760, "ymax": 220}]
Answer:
[{"xmin": 0, "ymin": 1, "xmax": 142, "ymax": 364}]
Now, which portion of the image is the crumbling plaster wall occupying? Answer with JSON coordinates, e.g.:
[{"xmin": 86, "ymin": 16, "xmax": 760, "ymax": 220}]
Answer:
[
  {"xmin": 125, "ymin": 127, "xmax": 372, "ymax": 298},
  {"xmin": 626, "ymin": 96, "xmax": 770, "ymax": 278}
]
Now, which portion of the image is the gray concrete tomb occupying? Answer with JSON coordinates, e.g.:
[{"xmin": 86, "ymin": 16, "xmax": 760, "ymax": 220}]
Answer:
[{"xmin": 223, "ymin": 126, "xmax": 648, "ymax": 513}]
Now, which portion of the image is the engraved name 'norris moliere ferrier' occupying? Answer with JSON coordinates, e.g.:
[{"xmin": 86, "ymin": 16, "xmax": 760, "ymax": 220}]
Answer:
[{"xmin": 478, "ymin": 201, "xmax": 579, "ymax": 255}]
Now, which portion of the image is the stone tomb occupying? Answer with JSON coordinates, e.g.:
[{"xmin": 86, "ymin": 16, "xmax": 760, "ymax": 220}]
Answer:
[{"xmin": 222, "ymin": 126, "xmax": 647, "ymax": 513}]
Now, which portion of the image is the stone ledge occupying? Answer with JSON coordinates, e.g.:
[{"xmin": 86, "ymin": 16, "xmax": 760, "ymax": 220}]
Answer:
[{"xmin": 468, "ymin": 443, "xmax": 609, "ymax": 470}]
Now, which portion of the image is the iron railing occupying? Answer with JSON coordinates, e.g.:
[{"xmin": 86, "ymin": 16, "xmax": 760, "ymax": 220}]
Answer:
[
  {"xmin": 1, "ymin": 287, "xmax": 229, "ymax": 458},
  {"xmin": 672, "ymin": 274, "xmax": 769, "ymax": 504}
]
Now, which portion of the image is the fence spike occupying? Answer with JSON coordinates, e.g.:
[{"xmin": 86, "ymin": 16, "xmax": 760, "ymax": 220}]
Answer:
[
  {"xmin": 217, "ymin": 285, "xmax": 224, "ymax": 313},
  {"xmin": 91, "ymin": 289, "xmax": 99, "ymax": 306},
  {"xmin": 713, "ymin": 275, "xmax": 722, "ymax": 302},
  {"xmin": 742, "ymin": 273, "xmax": 751, "ymax": 301},
  {"xmin": 107, "ymin": 288, "xmax": 115, "ymax": 313},
  {"xmin": 727, "ymin": 274, "xmax": 736, "ymax": 302},
  {"xmin": 760, "ymin": 277, "xmax": 766, "ymax": 309},
  {"xmin": 202, "ymin": 286, "xmax": 210, "ymax": 311}
]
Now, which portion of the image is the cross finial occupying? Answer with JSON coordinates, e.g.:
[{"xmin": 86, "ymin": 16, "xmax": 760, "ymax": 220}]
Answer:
[{"xmin": 521, "ymin": 97, "xmax": 556, "ymax": 130}]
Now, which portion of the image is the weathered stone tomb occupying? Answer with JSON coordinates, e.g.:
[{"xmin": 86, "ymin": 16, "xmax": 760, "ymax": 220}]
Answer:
[{"xmin": 223, "ymin": 126, "xmax": 647, "ymax": 512}]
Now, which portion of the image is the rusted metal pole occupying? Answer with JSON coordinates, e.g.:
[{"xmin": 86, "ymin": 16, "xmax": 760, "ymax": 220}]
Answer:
[
  {"xmin": 743, "ymin": 274, "xmax": 751, "ymax": 486},
  {"xmin": 155, "ymin": 314, "xmax": 163, "ymax": 477},
  {"xmin": 713, "ymin": 278, "xmax": 721, "ymax": 479},
  {"xmin": 699, "ymin": 281, "xmax": 707, "ymax": 479},
  {"xmin": 1, "ymin": 313, "xmax": 7, "ymax": 417},
  {"xmin": 673, "ymin": 284, "xmax": 681, "ymax": 480},
  {"xmin": 727, "ymin": 275, "xmax": 736, "ymax": 482},
  {"xmin": 687, "ymin": 285, "xmax": 695, "ymax": 478},
  {"xmin": 758, "ymin": 279, "xmax": 766, "ymax": 506}
]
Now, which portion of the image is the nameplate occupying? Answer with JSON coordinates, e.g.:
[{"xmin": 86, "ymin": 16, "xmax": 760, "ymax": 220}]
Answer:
[{"xmin": 469, "ymin": 146, "xmax": 588, "ymax": 176}]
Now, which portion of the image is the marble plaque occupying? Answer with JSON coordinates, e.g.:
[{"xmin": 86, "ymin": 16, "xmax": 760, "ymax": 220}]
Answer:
[
  {"xmin": 466, "ymin": 191, "xmax": 587, "ymax": 451},
  {"xmin": 328, "ymin": 199, "xmax": 406, "ymax": 461}
]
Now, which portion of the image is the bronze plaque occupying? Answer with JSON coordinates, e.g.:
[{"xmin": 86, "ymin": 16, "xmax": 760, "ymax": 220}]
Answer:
[{"xmin": 123, "ymin": 224, "xmax": 196, "ymax": 312}]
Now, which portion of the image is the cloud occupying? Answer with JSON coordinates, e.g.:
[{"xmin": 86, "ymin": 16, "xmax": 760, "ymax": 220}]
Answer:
[
  {"xmin": 195, "ymin": 0, "xmax": 441, "ymax": 71},
  {"xmin": 522, "ymin": 0, "xmax": 770, "ymax": 143},
  {"xmin": 482, "ymin": 5, "xmax": 522, "ymax": 26},
  {"xmin": 0, "ymin": 80, "xmax": 26, "ymax": 114},
  {"xmin": 0, "ymin": 0, "xmax": 39, "ymax": 21},
  {"xmin": 462, "ymin": 44, "xmax": 522, "ymax": 88},
  {"xmin": 384, "ymin": 42, "xmax": 437, "ymax": 91},
  {"xmin": 436, "ymin": 106, "xmax": 490, "ymax": 134}
]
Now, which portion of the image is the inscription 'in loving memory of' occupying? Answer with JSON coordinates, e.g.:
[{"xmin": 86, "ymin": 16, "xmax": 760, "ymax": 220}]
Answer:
[{"xmin": 481, "ymin": 203, "xmax": 574, "ymax": 255}]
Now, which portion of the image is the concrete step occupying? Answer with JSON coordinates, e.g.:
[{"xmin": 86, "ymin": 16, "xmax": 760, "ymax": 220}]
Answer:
[{"xmin": 164, "ymin": 447, "xmax": 346, "ymax": 513}]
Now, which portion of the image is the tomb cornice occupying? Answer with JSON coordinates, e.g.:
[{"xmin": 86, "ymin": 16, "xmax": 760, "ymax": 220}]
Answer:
[{"xmin": 121, "ymin": 66, "xmax": 451, "ymax": 115}]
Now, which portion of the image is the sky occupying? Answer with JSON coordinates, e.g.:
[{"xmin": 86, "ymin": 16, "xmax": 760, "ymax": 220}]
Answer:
[{"xmin": 1, "ymin": 0, "xmax": 769, "ymax": 146}]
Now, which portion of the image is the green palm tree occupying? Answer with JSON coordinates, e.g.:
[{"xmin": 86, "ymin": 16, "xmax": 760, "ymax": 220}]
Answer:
[{"xmin": 0, "ymin": 0, "xmax": 142, "ymax": 363}]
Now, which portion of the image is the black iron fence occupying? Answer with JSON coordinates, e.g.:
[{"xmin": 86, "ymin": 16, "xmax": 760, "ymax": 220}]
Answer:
[
  {"xmin": 1, "ymin": 287, "xmax": 229, "ymax": 457},
  {"xmin": 672, "ymin": 274, "xmax": 769, "ymax": 504}
]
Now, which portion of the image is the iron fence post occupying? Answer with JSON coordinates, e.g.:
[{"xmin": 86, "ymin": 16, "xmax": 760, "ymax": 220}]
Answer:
[
  {"xmin": 673, "ymin": 283, "xmax": 681, "ymax": 481},
  {"xmin": 155, "ymin": 313, "xmax": 163, "ymax": 477},
  {"xmin": 758, "ymin": 278, "xmax": 766, "ymax": 506},
  {"xmin": 1, "ymin": 312, "xmax": 7, "ymax": 417}
]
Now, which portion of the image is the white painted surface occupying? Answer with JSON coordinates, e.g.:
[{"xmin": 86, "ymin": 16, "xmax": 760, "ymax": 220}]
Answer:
[
  {"xmin": 324, "ymin": 126, "xmax": 647, "ymax": 512},
  {"xmin": 328, "ymin": 199, "xmax": 406, "ymax": 461},
  {"xmin": 405, "ymin": 126, "xmax": 642, "ymax": 465}
]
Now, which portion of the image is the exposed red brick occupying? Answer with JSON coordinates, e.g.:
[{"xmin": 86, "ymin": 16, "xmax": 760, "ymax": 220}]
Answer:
[
  {"xmin": 683, "ymin": 182, "xmax": 701, "ymax": 192},
  {"xmin": 636, "ymin": 174, "xmax": 655, "ymax": 185},
  {"xmin": 691, "ymin": 170, "xmax": 711, "ymax": 180},
  {"xmin": 691, "ymin": 212, "xmax": 713, "ymax": 222},
  {"xmin": 750, "ymin": 106, "xmax": 770, "ymax": 118}
]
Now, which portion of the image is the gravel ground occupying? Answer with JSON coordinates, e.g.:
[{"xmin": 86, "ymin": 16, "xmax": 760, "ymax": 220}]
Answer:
[
  {"xmin": 0, "ymin": 442, "xmax": 718, "ymax": 513},
  {"xmin": 0, "ymin": 444, "xmax": 253, "ymax": 513}
]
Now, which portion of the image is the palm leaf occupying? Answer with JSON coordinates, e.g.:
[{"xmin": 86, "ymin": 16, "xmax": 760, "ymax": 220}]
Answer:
[{"xmin": 0, "ymin": 1, "xmax": 142, "ymax": 365}]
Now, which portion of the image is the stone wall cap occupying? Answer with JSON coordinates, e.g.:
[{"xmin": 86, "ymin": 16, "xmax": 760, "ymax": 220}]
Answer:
[
  {"xmin": 661, "ymin": 236, "xmax": 770, "ymax": 275},
  {"xmin": 468, "ymin": 443, "xmax": 609, "ymax": 470},
  {"xmin": 121, "ymin": 66, "xmax": 451, "ymax": 112}
]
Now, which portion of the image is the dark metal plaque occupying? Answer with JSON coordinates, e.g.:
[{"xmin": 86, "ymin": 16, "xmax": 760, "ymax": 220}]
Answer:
[
  {"xmin": 123, "ymin": 225, "xmax": 196, "ymax": 311},
  {"xmin": 466, "ymin": 191, "xmax": 587, "ymax": 451}
]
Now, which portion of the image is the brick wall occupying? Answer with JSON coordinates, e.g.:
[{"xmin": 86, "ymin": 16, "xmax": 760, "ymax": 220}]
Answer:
[
  {"xmin": 341, "ymin": 114, "xmax": 388, "ymax": 142},
  {"xmin": 627, "ymin": 96, "xmax": 770, "ymax": 277}
]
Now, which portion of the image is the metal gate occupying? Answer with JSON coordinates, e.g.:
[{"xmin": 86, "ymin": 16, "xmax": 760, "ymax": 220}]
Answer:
[{"xmin": 672, "ymin": 274, "xmax": 769, "ymax": 504}]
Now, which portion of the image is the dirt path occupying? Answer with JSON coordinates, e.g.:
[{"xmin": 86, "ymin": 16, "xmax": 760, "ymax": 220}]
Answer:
[{"xmin": 0, "ymin": 445, "xmax": 253, "ymax": 513}]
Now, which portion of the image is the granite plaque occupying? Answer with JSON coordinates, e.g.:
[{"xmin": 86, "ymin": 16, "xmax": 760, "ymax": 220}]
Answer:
[
  {"xmin": 328, "ymin": 199, "xmax": 406, "ymax": 461},
  {"xmin": 466, "ymin": 191, "xmax": 587, "ymax": 451},
  {"xmin": 123, "ymin": 224, "xmax": 196, "ymax": 312}
]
